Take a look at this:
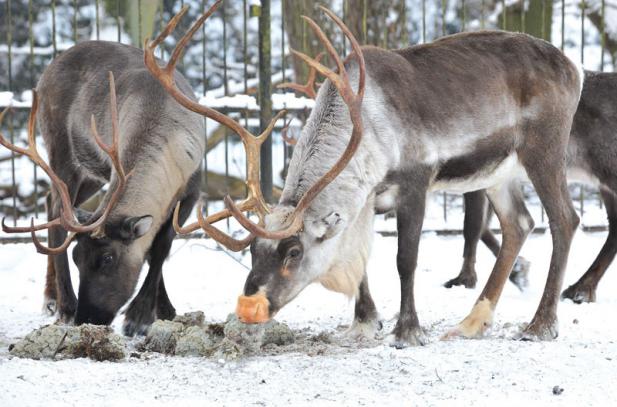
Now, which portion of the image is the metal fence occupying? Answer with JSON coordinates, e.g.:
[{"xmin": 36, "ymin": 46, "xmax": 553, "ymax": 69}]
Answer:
[{"xmin": 0, "ymin": 0, "xmax": 613, "ymax": 240}]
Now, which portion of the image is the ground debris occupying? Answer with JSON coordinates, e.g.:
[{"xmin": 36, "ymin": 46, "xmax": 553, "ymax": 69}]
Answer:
[{"xmin": 9, "ymin": 324, "xmax": 126, "ymax": 362}]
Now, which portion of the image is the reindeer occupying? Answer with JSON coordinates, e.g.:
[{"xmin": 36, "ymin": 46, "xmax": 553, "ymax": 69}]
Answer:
[
  {"xmin": 446, "ymin": 71, "xmax": 617, "ymax": 304},
  {"xmin": 0, "ymin": 34, "xmax": 206, "ymax": 335},
  {"xmin": 150, "ymin": 4, "xmax": 582, "ymax": 347}
]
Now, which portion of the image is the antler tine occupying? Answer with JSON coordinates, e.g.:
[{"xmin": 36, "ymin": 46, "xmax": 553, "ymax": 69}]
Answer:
[
  {"xmin": 277, "ymin": 52, "xmax": 324, "ymax": 99},
  {"xmin": 225, "ymin": 7, "xmax": 366, "ymax": 240},
  {"xmin": 30, "ymin": 218, "xmax": 76, "ymax": 255},
  {"xmin": 196, "ymin": 204, "xmax": 254, "ymax": 252},
  {"xmin": 280, "ymin": 119, "xmax": 297, "ymax": 146},
  {"xmin": 301, "ymin": 17, "xmax": 346, "ymax": 81}
]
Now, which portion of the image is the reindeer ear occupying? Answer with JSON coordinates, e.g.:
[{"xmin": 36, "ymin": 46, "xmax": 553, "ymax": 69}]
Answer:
[
  {"xmin": 307, "ymin": 212, "xmax": 346, "ymax": 240},
  {"xmin": 121, "ymin": 215, "xmax": 153, "ymax": 240}
]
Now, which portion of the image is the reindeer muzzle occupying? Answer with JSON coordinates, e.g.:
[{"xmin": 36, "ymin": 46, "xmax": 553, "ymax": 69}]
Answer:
[{"xmin": 236, "ymin": 294, "xmax": 270, "ymax": 324}]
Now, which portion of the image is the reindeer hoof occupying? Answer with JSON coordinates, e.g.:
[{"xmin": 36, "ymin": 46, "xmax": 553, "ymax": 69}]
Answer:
[
  {"xmin": 516, "ymin": 318, "xmax": 558, "ymax": 341},
  {"xmin": 561, "ymin": 282, "xmax": 596, "ymax": 304},
  {"xmin": 444, "ymin": 273, "xmax": 477, "ymax": 289},
  {"xmin": 42, "ymin": 297, "xmax": 57, "ymax": 316},
  {"xmin": 344, "ymin": 318, "xmax": 383, "ymax": 341},
  {"xmin": 388, "ymin": 326, "xmax": 428, "ymax": 348},
  {"xmin": 443, "ymin": 298, "xmax": 493, "ymax": 340},
  {"xmin": 123, "ymin": 300, "xmax": 156, "ymax": 337},
  {"xmin": 509, "ymin": 257, "xmax": 530, "ymax": 291}
]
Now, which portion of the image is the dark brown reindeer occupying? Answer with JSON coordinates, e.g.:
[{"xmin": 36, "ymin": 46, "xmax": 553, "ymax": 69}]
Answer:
[
  {"xmin": 0, "ymin": 33, "xmax": 205, "ymax": 335},
  {"xmin": 447, "ymin": 71, "xmax": 617, "ymax": 304},
  {"xmin": 151, "ymin": 5, "xmax": 583, "ymax": 347}
]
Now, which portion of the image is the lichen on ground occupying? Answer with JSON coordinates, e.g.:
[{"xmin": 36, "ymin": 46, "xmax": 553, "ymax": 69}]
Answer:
[
  {"xmin": 139, "ymin": 312, "xmax": 295, "ymax": 360},
  {"xmin": 9, "ymin": 324, "xmax": 126, "ymax": 362}
]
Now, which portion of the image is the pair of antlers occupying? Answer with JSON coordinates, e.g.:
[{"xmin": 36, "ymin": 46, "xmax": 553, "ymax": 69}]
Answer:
[
  {"xmin": 144, "ymin": 1, "xmax": 365, "ymax": 251},
  {"xmin": 0, "ymin": 73, "xmax": 130, "ymax": 254}
]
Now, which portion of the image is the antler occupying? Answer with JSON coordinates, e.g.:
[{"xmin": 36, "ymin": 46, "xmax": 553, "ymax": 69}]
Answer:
[
  {"xmin": 224, "ymin": 5, "xmax": 366, "ymax": 241},
  {"xmin": 277, "ymin": 52, "xmax": 324, "ymax": 99},
  {"xmin": 280, "ymin": 119, "xmax": 297, "ymax": 146},
  {"xmin": 145, "ymin": 1, "xmax": 285, "ymax": 252},
  {"xmin": 0, "ymin": 72, "xmax": 130, "ymax": 254}
]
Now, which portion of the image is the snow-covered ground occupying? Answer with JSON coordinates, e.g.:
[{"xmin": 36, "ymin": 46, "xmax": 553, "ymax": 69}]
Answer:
[{"xmin": 1, "ymin": 226, "xmax": 616, "ymax": 406}]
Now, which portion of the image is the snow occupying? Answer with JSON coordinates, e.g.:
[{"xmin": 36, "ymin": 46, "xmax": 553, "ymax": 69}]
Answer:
[{"xmin": 1, "ymin": 224, "xmax": 616, "ymax": 405}]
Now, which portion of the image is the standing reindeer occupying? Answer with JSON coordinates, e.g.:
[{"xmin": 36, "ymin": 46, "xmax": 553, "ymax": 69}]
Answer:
[
  {"xmin": 0, "ymin": 37, "xmax": 205, "ymax": 335},
  {"xmin": 151, "ymin": 5, "xmax": 582, "ymax": 347},
  {"xmin": 447, "ymin": 71, "xmax": 617, "ymax": 304}
]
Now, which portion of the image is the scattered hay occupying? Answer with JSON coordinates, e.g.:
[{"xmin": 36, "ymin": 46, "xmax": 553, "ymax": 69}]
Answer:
[{"xmin": 9, "ymin": 324, "xmax": 126, "ymax": 362}]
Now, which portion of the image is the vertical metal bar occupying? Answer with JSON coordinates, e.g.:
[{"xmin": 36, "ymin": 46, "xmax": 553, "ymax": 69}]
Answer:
[
  {"xmin": 481, "ymin": 0, "xmax": 485, "ymax": 30},
  {"xmin": 95, "ymin": 0, "xmax": 100, "ymax": 40},
  {"xmin": 138, "ymin": 0, "xmax": 143, "ymax": 48},
  {"xmin": 201, "ymin": 0, "xmax": 209, "ymax": 216},
  {"xmin": 502, "ymin": 0, "xmax": 507, "ymax": 30},
  {"xmin": 600, "ymin": 0, "xmax": 605, "ymax": 71},
  {"xmin": 52, "ymin": 0, "xmax": 57, "ymax": 57},
  {"xmin": 441, "ymin": 0, "xmax": 446, "ymax": 36},
  {"xmin": 561, "ymin": 0, "xmax": 565, "ymax": 50},
  {"xmin": 29, "ymin": 0, "xmax": 39, "ymax": 218},
  {"xmin": 579, "ymin": 185, "xmax": 585, "ymax": 218},
  {"xmin": 362, "ymin": 0, "xmax": 367, "ymax": 44},
  {"xmin": 159, "ymin": 0, "xmax": 164, "ymax": 59},
  {"xmin": 542, "ymin": 0, "xmax": 546, "ymax": 39},
  {"xmin": 581, "ymin": 0, "xmax": 585, "ymax": 65},
  {"xmin": 343, "ymin": 0, "xmax": 348, "ymax": 53},
  {"xmin": 222, "ymin": 2, "xmax": 230, "ymax": 227},
  {"xmin": 461, "ymin": 0, "xmax": 466, "ymax": 32},
  {"xmin": 116, "ymin": 0, "xmax": 121, "ymax": 43},
  {"xmin": 401, "ymin": 0, "xmax": 408, "ymax": 45},
  {"xmin": 73, "ymin": 0, "xmax": 78, "ymax": 43},
  {"xmin": 422, "ymin": 0, "xmax": 426, "ymax": 42},
  {"xmin": 281, "ymin": 0, "xmax": 289, "ymax": 175},
  {"xmin": 259, "ymin": 0, "xmax": 273, "ymax": 203},
  {"xmin": 521, "ymin": 0, "xmax": 525, "ymax": 33},
  {"xmin": 244, "ymin": 0, "xmax": 250, "ymax": 197},
  {"xmin": 7, "ymin": 0, "xmax": 17, "ymax": 225},
  {"xmin": 442, "ymin": 192, "xmax": 447, "ymax": 223}
]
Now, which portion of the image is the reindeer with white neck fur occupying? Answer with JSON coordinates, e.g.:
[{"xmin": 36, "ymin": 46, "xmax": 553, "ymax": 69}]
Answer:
[{"xmin": 151, "ymin": 4, "xmax": 582, "ymax": 346}]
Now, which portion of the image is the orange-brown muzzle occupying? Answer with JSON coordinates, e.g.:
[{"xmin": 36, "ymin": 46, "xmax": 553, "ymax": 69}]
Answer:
[{"xmin": 236, "ymin": 294, "xmax": 271, "ymax": 323}]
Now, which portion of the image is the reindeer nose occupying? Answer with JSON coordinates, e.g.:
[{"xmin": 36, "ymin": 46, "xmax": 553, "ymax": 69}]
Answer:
[{"xmin": 236, "ymin": 294, "xmax": 270, "ymax": 323}]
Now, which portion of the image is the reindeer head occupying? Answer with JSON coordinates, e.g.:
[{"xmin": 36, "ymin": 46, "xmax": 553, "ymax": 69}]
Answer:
[
  {"xmin": 0, "ymin": 74, "xmax": 153, "ymax": 325},
  {"xmin": 145, "ymin": 3, "xmax": 365, "ymax": 324}
]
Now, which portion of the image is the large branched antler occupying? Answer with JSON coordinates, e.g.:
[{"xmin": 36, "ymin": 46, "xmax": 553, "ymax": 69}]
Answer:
[
  {"xmin": 0, "ymin": 72, "xmax": 130, "ymax": 254},
  {"xmin": 277, "ymin": 52, "xmax": 324, "ymax": 99},
  {"xmin": 145, "ymin": 1, "xmax": 285, "ymax": 252},
  {"xmin": 223, "ymin": 5, "xmax": 366, "ymax": 241}
]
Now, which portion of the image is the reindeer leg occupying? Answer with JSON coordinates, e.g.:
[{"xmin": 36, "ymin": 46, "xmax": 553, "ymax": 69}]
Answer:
[
  {"xmin": 43, "ymin": 193, "xmax": 57, "ymax": 315},
  {"xmin": 445, "ymin": 182, "xmax": 534, "ymax": 339},
  {"xmin": 123, "ymin": 172, "xmax": 200, "ymax": 336},
  {"xmin": 444, "ymin": 190, "xmax": 488, "ymax": 289},
  {"xmin": 390, "ymin": 172, "xmax": 430, "ymax": 348},
  {"xmin": 562, "ymin": 187, "xmax": 617, "ymax": 303},
  {"xmin": 519, "ymin": 146, "xmax": 579, "ymax": 341},
  {"xmin": 480, "ymin": 205, "xmax": 532, "ymax": 291},
  {"xmin": 345, "ymin": 274, "xmax": 382, "ymax": 340}
]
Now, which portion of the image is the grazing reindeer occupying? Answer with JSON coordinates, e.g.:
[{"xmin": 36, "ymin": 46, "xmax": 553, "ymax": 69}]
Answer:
[
  {"xmin": 0, "ymin": 39, "xmax": 204, "ymax": 335},
  {"xmin": 447, "ymin": 71, "xmax": 617, "ymax": 304},
  {"xmin": 152, "ymin": 5, "xmax": 582, "ymax": 347}
]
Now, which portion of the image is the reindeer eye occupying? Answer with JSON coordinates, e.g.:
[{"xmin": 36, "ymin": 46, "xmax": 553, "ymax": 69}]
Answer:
[
  {"xmin": 100, "ymin": 254, "xmax": 114, "ymax": 268},
  {"xmin": 287, "ymin": 247, "xmax": 301, "ymax": 259}
]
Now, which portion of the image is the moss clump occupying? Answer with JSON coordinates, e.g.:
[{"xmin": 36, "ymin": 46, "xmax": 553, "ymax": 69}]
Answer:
[{"xmin": 9, "ymin": 324, "xmax": 125, "ymax": 362}]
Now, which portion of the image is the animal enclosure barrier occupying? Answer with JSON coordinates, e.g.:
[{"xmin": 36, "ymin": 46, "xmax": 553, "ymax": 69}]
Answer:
[{"xmin": 0, "ymin": 0, "xmax": 613, "ymax": 243}]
